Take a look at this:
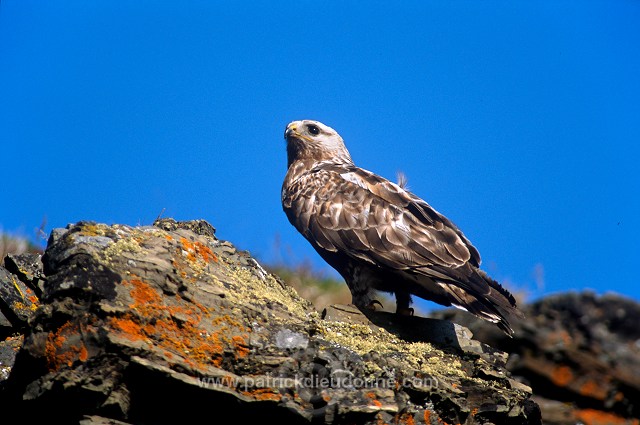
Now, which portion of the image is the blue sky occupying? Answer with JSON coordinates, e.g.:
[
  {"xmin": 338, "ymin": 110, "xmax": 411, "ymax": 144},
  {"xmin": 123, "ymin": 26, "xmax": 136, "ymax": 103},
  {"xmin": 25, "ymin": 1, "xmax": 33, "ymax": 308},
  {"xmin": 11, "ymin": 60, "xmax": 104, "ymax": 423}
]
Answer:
[{"xmin": 1, "ymin": 1, "xmax": 639, "ymax": 306}]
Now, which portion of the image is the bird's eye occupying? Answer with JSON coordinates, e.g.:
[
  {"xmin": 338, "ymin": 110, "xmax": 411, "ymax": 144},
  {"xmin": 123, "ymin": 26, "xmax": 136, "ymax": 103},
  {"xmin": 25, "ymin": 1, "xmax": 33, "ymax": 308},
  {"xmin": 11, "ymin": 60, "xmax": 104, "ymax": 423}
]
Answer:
[{"xmin": 307, "ymin": 124, "xmax": 320, "ymax": 135}]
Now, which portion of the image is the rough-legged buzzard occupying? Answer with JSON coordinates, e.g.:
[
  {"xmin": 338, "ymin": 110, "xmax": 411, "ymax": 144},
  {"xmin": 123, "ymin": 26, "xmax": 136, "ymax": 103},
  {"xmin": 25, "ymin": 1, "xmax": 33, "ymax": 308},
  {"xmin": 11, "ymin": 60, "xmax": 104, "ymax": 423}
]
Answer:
[{"xmin": 281, "ymin": 120, "xmax": 522, "ymax": 335}]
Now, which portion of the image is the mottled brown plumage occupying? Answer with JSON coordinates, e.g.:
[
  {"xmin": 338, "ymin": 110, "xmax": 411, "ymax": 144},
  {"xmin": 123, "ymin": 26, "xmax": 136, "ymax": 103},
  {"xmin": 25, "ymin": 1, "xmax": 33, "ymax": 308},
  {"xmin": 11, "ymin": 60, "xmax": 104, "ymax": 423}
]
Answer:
[{"xmin": 281, "ymin": 120, "xmax": 522, "ymax": 335}]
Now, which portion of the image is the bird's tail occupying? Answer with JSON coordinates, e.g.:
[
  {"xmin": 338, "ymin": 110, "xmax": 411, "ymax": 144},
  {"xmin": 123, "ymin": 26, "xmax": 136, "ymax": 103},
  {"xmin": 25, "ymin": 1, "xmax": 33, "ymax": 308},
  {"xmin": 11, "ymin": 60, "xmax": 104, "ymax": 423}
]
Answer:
[{"xmin": 436, "ymin": 268, "xmax": 524, "ymax": 336}]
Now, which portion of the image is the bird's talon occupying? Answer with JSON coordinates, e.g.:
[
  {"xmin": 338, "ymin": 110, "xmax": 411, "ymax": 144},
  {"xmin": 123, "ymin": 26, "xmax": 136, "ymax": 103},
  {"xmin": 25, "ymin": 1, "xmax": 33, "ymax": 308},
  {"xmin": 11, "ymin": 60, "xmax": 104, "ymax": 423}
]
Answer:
[
  {"xmin": 397, "ymin": 307, "xmax": 414, "ymax": 316},
  {"xmin": 367, "ymin": 300, "xmax": 384, "ymax": 311}
]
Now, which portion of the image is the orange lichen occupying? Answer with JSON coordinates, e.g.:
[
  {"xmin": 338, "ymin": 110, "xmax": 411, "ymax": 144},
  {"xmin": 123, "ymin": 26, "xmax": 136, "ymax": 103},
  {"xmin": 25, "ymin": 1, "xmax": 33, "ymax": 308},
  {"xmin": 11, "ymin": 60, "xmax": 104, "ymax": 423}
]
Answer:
[
  {"xmin": 79, "ymin": 345, "xmax": 89, "ymax": 362},
  {"xmin": 12, "ymin": 300, "xmax": 39, "ymax": 313},
  {"xmin": 109, "ymin": 312, "xmax": 226, "ymax": 369},
  {"xmin": 575, "ymin": 408, "xmax": 640, "ymax": 425},
  {"xmin": 129, "ymin": 278, "xmax": 162, "ymax": 305},
  {"xmin": 550, "ymin": 365, "xmax": 573, "ymax": 387},
  {"xmin": 211, "ymin": 314, "xmax": 246, "ymax": 331},
  {"xmin": 181, "ymin": 238, "xmax": 195, "ymax": 251},
  {"xmin": 241, "ymin": 388, "xmax": 282, "ymax": 401},
  {"xmin": 422, "ymin": 410, "xmax": 449, "ymax": 425},
  {"xmin": 24, "ymin": 288, "xmax": 40, "ymax": 306},
  {"xmin": 165, "ymin": 235, "xmax": 173, "ymax": 241},
  {"xmin": 180, "ymin": 237, "xmax": 217, "ymax": 263},
  {"xmin": 45, "ymin": 320, "xmax": 90, "ymax": 371},
  {"xmin": 10, "ymin": 280, "xmax": 39, "ymax": 312},
  {"xmin": 232, "ymin": 335, "xmax": 250, "ymax": 357},
  {"xmin": 365, "ymin": 391, "xmax": 383, "ymax": 407},
  {"xmin": 579, "ymin": 379, "xmax": 607, "ymax": 400},
  {"xmin": 171, "ymin": 257, "xmax": 188, "ymax": 279},
  {"xmin": 110, "ymin": 317, "xmax": 146, "ymax": 341},
  {"xmin": 107, "ymin": 278, "xmax": 249, "ymax": 371},
  {"xmin": 375, "ymin": 413, "xmax": 387, "ymax": 425},
  {"xmin": 549, "ymin": 329, "xmax": 572, "ymax": 346},
  {"xmin": 394, "ymin": 412, "xmax": 415, "ymax": 425},
  {"xmin": 195, "ymin": 241, "xmax": 217, "ymax": 263}
]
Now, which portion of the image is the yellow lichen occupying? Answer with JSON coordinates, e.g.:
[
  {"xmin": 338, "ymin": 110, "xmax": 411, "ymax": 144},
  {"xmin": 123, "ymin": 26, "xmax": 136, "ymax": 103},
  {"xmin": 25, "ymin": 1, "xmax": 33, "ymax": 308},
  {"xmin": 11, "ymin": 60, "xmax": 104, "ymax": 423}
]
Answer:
[
  {"xmin": 77, "ymin": 223, "xmax": 108, "ymax": 237},
  {"xmin": 11, "ymin": 300, "xmax": 39, "ymax": 313},
  {"xmin": 316, "ymin": 319, "xmax": 467, "ymax": 378},
  {"xmin": 103, "ymin": 236, "xmax": 143, "ymax": 262},
  {"xmin": 11, "ymin": 276, "xmax": 25, "ymax": 299},
  {"xmin": 220, "ymin": 267, "xmax": 310, "ymax": 320}
]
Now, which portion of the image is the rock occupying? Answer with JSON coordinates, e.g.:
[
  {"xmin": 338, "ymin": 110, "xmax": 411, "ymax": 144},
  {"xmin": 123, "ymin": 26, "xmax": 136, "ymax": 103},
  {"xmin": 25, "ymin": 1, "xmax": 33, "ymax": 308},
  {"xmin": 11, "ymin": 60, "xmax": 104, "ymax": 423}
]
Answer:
[
  {"xmin": 0, "ymin": 335, "xmax": 23, "ymax": 382},
  {"xmin": 0, "ymin": 220, "xmax": 540, "ymax": 424},
  {"xmin": 0, "ymin": 266, "xmax": 39, "ymax": 335},
  {"xmin": 431, "ymin": 292, "xmax": 640, "ymax": 424},
  {"xmin": 3, "ymin": 253, "xmax": 46, "ymax": 297}
]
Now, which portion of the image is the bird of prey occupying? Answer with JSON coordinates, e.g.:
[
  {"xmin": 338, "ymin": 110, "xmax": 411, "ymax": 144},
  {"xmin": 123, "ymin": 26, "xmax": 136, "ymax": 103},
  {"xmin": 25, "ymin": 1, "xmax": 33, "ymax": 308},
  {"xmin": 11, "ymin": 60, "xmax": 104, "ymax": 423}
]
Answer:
[{"xmin": 281, "ymin": 120, "xmax": 522, "ymax": 335}]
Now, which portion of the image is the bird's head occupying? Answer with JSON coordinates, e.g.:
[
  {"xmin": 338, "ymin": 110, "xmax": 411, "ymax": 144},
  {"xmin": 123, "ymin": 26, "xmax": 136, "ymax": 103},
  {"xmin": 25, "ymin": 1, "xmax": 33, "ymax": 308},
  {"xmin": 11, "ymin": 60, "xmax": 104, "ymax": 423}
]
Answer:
[{"xmin": 284, "ymin": 120, "xmax": 353, "ymax": 167}]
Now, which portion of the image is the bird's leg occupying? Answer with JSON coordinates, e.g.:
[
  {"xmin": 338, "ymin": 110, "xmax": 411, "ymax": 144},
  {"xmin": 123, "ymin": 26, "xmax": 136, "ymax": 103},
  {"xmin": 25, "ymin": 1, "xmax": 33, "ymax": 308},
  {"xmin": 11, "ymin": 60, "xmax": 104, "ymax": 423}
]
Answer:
[{"xmin": 395, "ymin": 291, "xmax": 414, "ymax": 316}]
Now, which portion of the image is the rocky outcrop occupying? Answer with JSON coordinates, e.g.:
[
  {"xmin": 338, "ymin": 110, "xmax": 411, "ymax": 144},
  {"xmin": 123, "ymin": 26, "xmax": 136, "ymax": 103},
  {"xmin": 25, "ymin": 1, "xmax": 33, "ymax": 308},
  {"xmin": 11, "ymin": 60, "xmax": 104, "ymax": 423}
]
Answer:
[
  {"xmin": 432, "ymin": 292, "xmax": 640, "ymax": 425},
  {"xmin": 0, "ymin": 219, "xmax": 539, "ymax": 424}
]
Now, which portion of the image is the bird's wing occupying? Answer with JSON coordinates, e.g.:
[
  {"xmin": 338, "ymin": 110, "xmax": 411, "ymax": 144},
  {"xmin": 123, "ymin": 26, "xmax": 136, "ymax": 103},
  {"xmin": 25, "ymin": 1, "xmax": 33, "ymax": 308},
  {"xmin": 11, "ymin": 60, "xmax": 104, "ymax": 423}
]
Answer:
[
  {"xmin": 283, "ymin": 163, "xmax": 520, "ymax": 335},
  {"xmin": 287, "ymin": 163, "xmax": 481, "ymax": 272}
]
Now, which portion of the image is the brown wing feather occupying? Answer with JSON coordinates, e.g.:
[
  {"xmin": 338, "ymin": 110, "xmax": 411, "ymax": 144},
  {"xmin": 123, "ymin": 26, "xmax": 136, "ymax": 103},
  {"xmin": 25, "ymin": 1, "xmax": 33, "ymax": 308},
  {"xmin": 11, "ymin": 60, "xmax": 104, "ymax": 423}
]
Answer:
[
  {"xmin": 351, "ymin": 168, "xmax": 521, "ymax": 326},
  {"xmin": 285, "ymin": 164, "xmax": 478, "ymax": 272},
  {"xmin": 283, "ymin": 163, "xmax": 520, "ymax": 331}
]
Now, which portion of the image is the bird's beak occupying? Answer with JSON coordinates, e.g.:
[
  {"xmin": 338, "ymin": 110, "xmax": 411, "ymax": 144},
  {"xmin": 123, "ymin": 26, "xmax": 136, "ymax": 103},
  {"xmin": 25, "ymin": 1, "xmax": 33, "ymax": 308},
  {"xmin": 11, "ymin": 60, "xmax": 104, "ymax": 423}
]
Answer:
[{"xmin": 284, "ymin": 122, "xmax": 298, "ymax": 140}]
